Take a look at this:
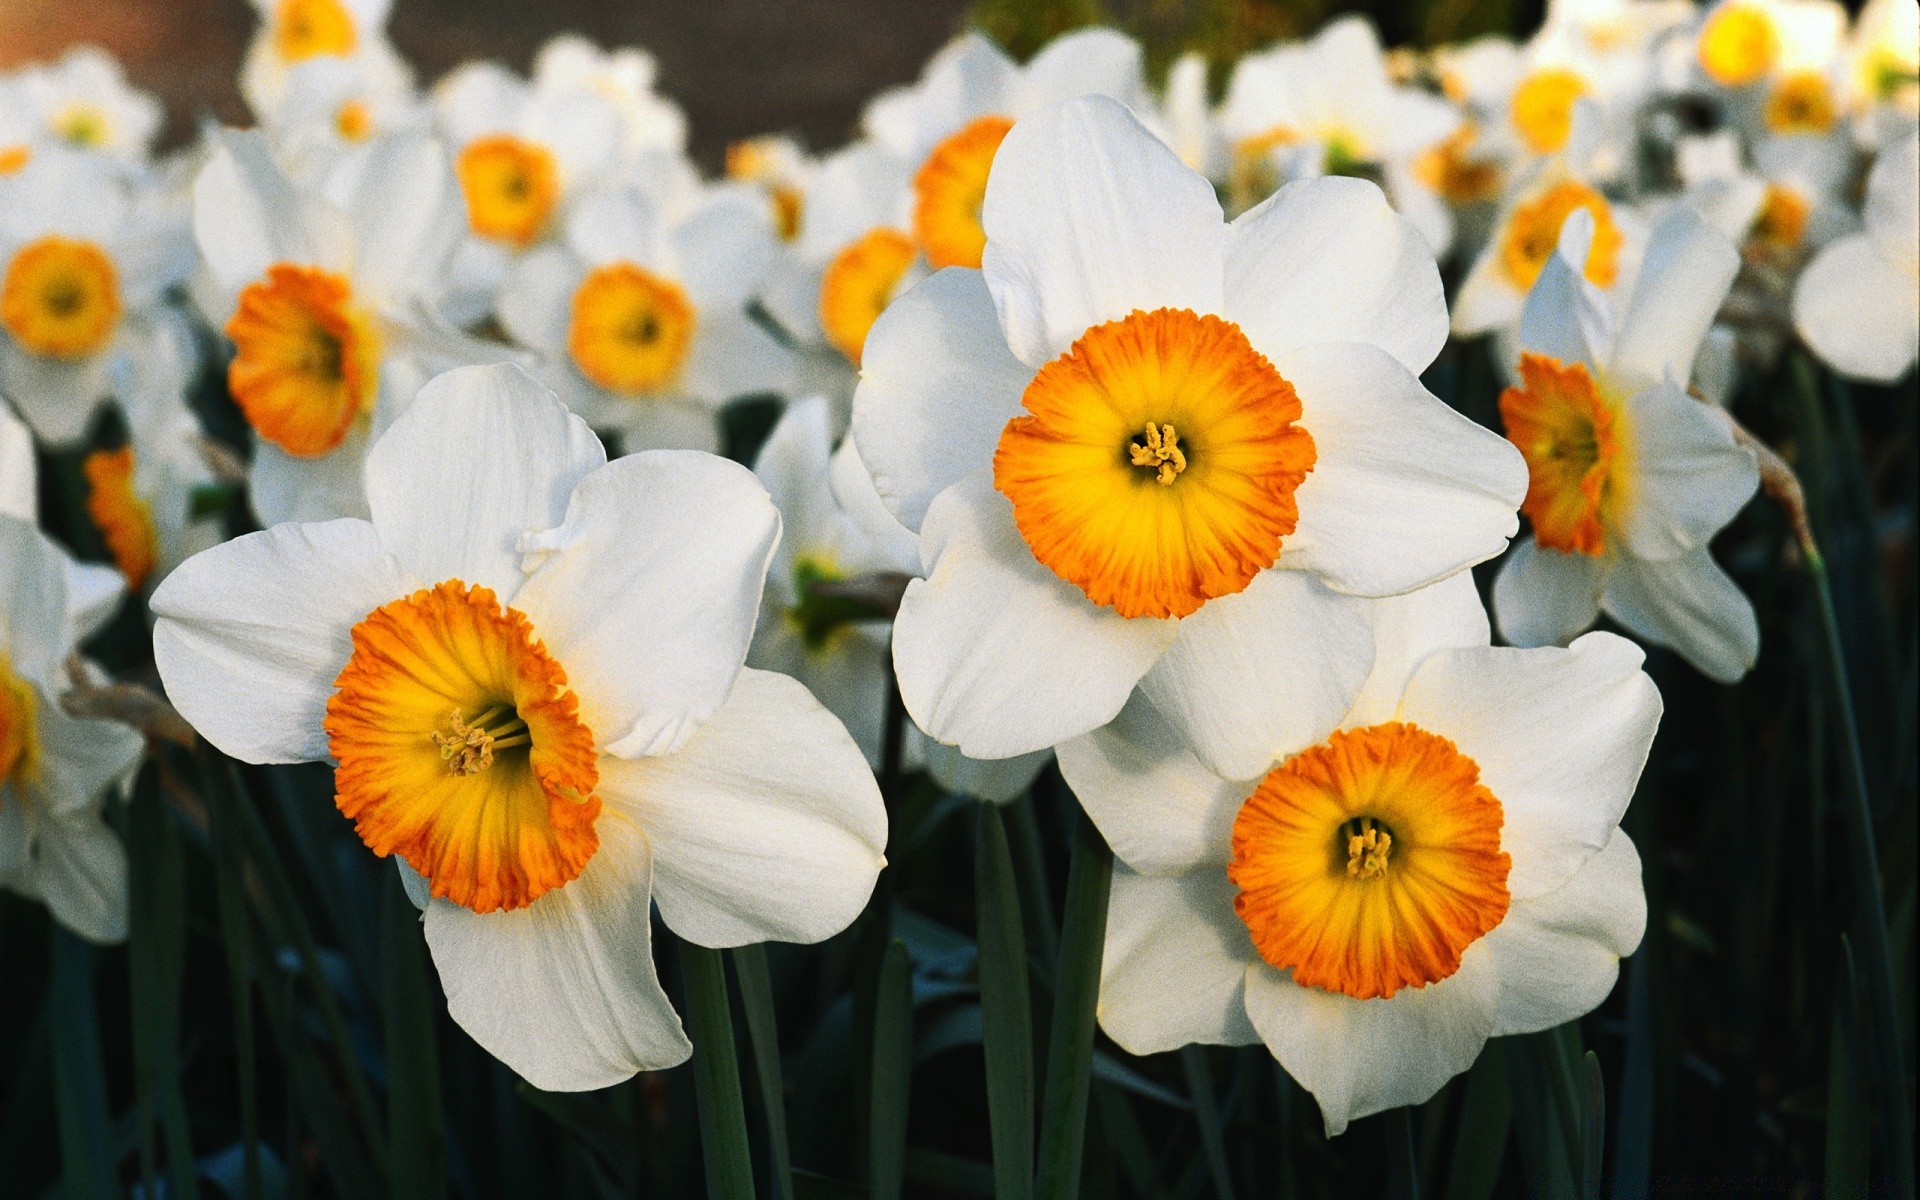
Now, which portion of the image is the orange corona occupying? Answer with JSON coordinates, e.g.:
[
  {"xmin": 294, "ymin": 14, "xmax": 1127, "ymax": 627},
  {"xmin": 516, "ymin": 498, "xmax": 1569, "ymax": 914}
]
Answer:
[
  {"xmin": 274, "ymin": 0, "xmax": 359, "ymax": 63},
  {"xmin": 1499, "ymin": 352, "xmax": 1630, "ymax": 556},
  {"xmin": 913, "ymin": 115, "xmax": 1014, "ymax": 270},
  {"xmin": 1499, "ymin": 180, "xmax": 1624, "ymax": 291},
  {"xmin": 457, "ymin": 136, "xmax": 561, "ymax": 248},
  {"xmin": 567, "ymin": 263, "xmax": 697, "ymax": 395},
  {"xmin": 1, "ymin": 237, "xmax": 122, "ymax": 359},
  {"xmin": 83, "ymin": 447, "xmax": 159, "ymax": 591},
  {"xmin": 819, "ymin": 227, "xmax": 918, "ymax": 366},
  {"xmin": 226, "ymin": 264, "xmax": 382, "ymax": 458}
]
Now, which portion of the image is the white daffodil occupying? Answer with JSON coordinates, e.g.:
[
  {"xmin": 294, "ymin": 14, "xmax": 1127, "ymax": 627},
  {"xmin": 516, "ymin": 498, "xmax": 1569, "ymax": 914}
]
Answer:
[
  {"xmin": 1676, "ymin": 129, "xmax": 1854, "ymax": 261},
  {"xmin": 1220, "ymin": 17, "xmax": 1463, "ymax": 252},
  {"xmin": 1062, "ymin": 570, "xmax": 1655, "ymax": 1136},
  {"xmin": 1493, "ymin": 207, "xmax": 1761, "ymax": 682},
  {"xmin": 1693, "ymin": 0, "xmax": 1848, "ymax": 102},
  {"xmin": 257, "ymin": 53, "xmax": 425, "ymax": 179},
  {"xmin": 0, "ymin": 149, "xmax": 195, "ymax": 445},
  {"xmin": 1160, "ymin": 53, "xmax": 1226, "ymax": 182},
  {"xmin": 1842, "ymin": 0, "xmax": 1919, "ymax": 149},
  {"xmin": 239, "ymin": 0, "xmax": 411, "ymax": 120},
  {"xmin": 530, "ymin": 34, "xmax": 688, "ymax": 161},
  {"xmin": 495, "ymin": 181, "xmax": 791, "ymax": 453},
  {"xmin": 0, "ymin": 407, "xmax": 126, "ymax": 642},
  {"xmin": 1793, "ymin": 133, "xmax": 1920, "ymax": 381},
  {"xmin": 192, "ymin": 126, "xmax": 502, "ymax": 526},
  {"xmin": 432, "ymin": 60, "xmax": 626, "ymax": 321},
  {"xmin": 725, "ymin": 134, "xmax": 815, "ymax": 249},
  {"xmin": 0, "ymin": 515, "xmax": 144, "ymax": 944},
  {"xmin": 151, "ymin": 364, "xmax": 887, "ymax": 1091},
  {"xmin": 853, "ymin": 97, "xmax": 1526, "ymax": 780},
  {"xmin": 14, "ymin": 46, "xmax": 164, "ymax": 167}
]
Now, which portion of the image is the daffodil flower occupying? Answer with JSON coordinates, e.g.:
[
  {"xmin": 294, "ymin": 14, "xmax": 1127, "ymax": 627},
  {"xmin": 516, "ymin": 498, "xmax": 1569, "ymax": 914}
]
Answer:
[
  {"xmin": 531, "ymin": 34, "xmax": 688, "ymax": 162},
  {"xmin": 1062, "ymin": 572, "xmax": 1656, "ymax": 1136},
  {"xmin": 240, "ymin": 0, "xmax": 411, "ymax": 121},
  {"xmin": 1841, "ymin": 0, "xmax": 1919, "ymax": 150},
  {"xmin": 257, "ymin": 53, "xmax": 425, "ymax": 178},
  {"xmin": 1793, "ymin": 132, "xmax": 1919, "ymax": 381},
  {"xmin": 495, "ymin": 181, "xmax": 792, "ymax": 453},
  {"xmin": 151, "ymin": 364, "xmax": 887, "ymax": 1090},
  {"xmin": 0, "ymin": 516, "xmax": 145, "ymax": 944},
  {"xmin": 0, "ymin": 407, "xmax": 126, "ymax": 652},
  {"xmin": 854, "ymin": 96, "xmax": 1527, "ymax": 779},
  {"xmin": 15, "ymin": 46, "xmax": 163, "ymax": 166},
  {"xmin": 1676, "ymin": 129, "xmax": 1853, "ymax": 260},
  {"xmin": 0, "ymin": 149, "xmax": 194, "ymax": 445},
  {"xmin": 192, "ymin": 127, "xmax": 504, "ymax": 526},
  {"xmin": 1493, "ymin": 206, "xmax": 1762, "ymax": 681}
]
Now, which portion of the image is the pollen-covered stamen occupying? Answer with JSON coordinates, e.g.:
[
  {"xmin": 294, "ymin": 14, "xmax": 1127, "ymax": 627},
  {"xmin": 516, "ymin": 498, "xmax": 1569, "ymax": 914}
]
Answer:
[
  {"xmin": 433, "ymin": 705, "xmax": 532, "ymax": 775},
  {"xmin": 1128, "ymin": 423, "xmax": 1188, "ymax": 485}
]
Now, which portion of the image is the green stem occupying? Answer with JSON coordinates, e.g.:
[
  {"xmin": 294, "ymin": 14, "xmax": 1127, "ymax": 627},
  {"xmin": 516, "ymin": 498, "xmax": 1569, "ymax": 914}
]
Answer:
[
  {"xmin": 1034, "ymin": 813, "xmax": 1113, "ymax": 1200},
  {"xmin": 731, "ymin": 944, "xmax": 794, "ymax": 1200},
  {"xmin": 679, "ymin": 940, "xmax": 757, "ymax": 1200},
  {"xmin": 1386, "ymin": 1105, "xmax": 1420, "ymax": 1200},
  {"xmin": 976, "ymin": 805, "xmax": 1035, "ymax": 1200}
]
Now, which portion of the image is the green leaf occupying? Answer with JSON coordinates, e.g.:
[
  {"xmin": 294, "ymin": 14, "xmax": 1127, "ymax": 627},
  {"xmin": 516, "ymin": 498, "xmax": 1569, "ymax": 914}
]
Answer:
[
  {"xmin": 1034, "ymin": 813, "xmax": 1113, "ymax": 1200},
  {"xmin": 1825, "ymin": 938, "xmax": 1870, "ymax": 1200},
  {"xmin": 905, "ymin": 1147, "xmax": 995, "ymax": 1196},
  {"xmin": 382, "ymin": 876, "xmax": 443, "ymax": 1200},
  {"xmin": 125, "ymin": 770, "xmax": 202, "ymax": 1200},
  {"xmin": 733, "ymin": 943, "xmax": 796, "ymax": 1200},
  {"xmin": 868, "ymin": 938, "xmax": 912, "ymax": 1200},
  {"xmin": 1445, "ymin": 1041, "xmax": 1511, "ymax": 1200},
  {"xmin": 680, "ymin": 939, "xmax": 758, "ymax": 1199},
  {"xmin": 1578, "ymin": 1051, "xmax": 1604, "ymax": 1200},
  {"xmin": 50, "ymin": 925, "xmax": 115, "ymax": 1200},
  {"xmin": 975, "ymin": 805, "xmax": 1034, "ymax": 1200},
  {"xmin": 1182, "ymin": 1046, "xmax": 1238, "ymax": 1200}
]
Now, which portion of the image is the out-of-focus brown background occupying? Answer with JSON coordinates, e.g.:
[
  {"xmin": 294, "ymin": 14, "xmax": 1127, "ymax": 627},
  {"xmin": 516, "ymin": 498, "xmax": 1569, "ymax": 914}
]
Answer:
[{"xmin": 0, "ymin": 0, "xmax": 975, "ymax": 166}]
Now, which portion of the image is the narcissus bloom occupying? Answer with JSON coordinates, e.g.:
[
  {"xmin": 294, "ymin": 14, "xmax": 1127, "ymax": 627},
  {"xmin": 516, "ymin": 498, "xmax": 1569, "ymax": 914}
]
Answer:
[
  {"xmin": 1063, "ymin": 573, "xmax": 1656, "ymax": 1135},
  {"xmin": 854, "ymin": 97, "xmax": 1526, "ymax": 777},
  {"xmin": 240, "ymin": 0, "xmax": 411, "ymax": 119},
  {"xmin": 192, "ymin": 128, "xmax": 496, "ymax": 525},
  {"xmin": 0, "ymin": 516, "xmax": 144, "ymax": 944},
  {"xmin": 151, "ymin": 365, "xmax": 886, "ymax": 1090},
  {"xmin": 1, "ymin": 150, "xmax": 193, "ymax": 444},
  {"xmin": 496, "ymin": 182, "xmax": 791, "ymax": 452},
  {"xmin": 1793, "ymin": 133, "xmax": 1919, "ymax": 382},
  {"xmin": 0, "ymin": 408, "xmax": 130, "ymax": 642},
  {"xmin": 14, "ymin": 47, "xmax": 163, "ymax": 165},
  {"xmin": 1494, "ymin": 208, "xmax": 1761, "ymax": 681},
  {"xmin": 1842, "ymin": 0, "xmax": 1920, "ymax": 148},
  {"xmin": 530, "ymin": 35, "xmax": 688, "ymax": 161}
]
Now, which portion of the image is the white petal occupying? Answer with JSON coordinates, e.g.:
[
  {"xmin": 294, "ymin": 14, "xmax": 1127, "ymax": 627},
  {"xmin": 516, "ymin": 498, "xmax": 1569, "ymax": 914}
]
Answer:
[
  {"xmin": 828, "ymin": 437, "xmax": 922, "ymax": 576},
  {"xmin": 1225, "ymin": 176, "xmax": 1448, "ymax": 374},
  {"xmin": 1008, "ymin": 28, "xmax": 1145, "ymax": 115},
  {"xmin": 1600, "ymin": 548, "xmax": 1759, "ymax": 684},
  {"xmin": 1056, "ymin": 689, "xmax": 1249, "ymax": 876},
  {"xmin": 0, "ymin": 410, "xmax": 33, "ymax": 520},
  {"xmin": 365, "ymin": 364, "xmax": 605, "ymax": 603},
  {"xmin": 424, "ymin": 813, "xmax": 691, "ymax": 1090},
  {"xmin": 981, "ymin": 96, "xmax": 1226, "ymax": 367},
  {"xmin": 1863, "ymin": 133, "xmax": 1918, "ymax": 276},
  {"xmin": 0, "ymin": 517, "xmax": 70, "ymax": 685},
  {"xmin": 26, "ymin": 684, "xmax": 144, "ymax": 817},
  {"xmin": 1516, "ymin": 219, "xmax": 1608, "ymax": 371},
  {"xmin": 672, "ymin": 191, "xmax": 778, "ymax": 313},
  {"xmin": 851, "ymin": 267, "xmax": 1031, "ymax": 533},
  {"xmin": 192, "ymin": 129, "xmax": 351, "ymax": 290},
  {"xmin": 1491, "ymin": 537, "xmax": 1606, "ymax": 649},
  {"xmin": 1243, "ymin": 943, "xmax": 1501, "ymax": 1137},
  {"xmin": 1395, "ymin": 633, "xmax": 1659, "ymax": 898},
  {"xmin": 1344, "ymin": 572, "xmax": 1491, "ymax": 727},
  {"xmin": 22, "ymin": 809, "xmax": 129, "ymax": 944},
  {"xmin": 248, "ymin": 432, "xmax": 372, "ymax": 527},
  {"xmin": 893, "ymin": 474, "xmax": 1178, "ymax": 759},
  {"xmin": 1100, "ymin": 864, "xmax": 1261, "ymax": 1055},
  {"xmin": 1613, "ymin": 381, "xmax": 1757, "ymax": 561},
  {"xmin": 151, "ymin": 519, "xmax": 418, "ymax": 764},
  {"xmin": 1278, "ymin": 341, "xmax": 1527, "ymax": 596},
  {"xmin": 600, "ymin": 668, "xmax": 885, "ymax": 947},
  {"xmin": 1792, "ymin": 234, "xmax": 1920, "ymax": 384},
  {"xmin": 1486, "ymin": 829, "xmax": 1645, "ymax": 1036},
  {"xmin": 1138, "ymin": 569, "xmax": 1373, "ymax": 780},
  {"xmin": 922, "ymin": 741, "xmax": 1051, "ymax": 803},
  {"xmin": 512, "ymin": 451, "xmax": 778, "ymax": 758},
  {"xmin": 333, "ymin": 129, "xmax": 466, "ymax": 307},
  {"xmin": 1607, "ymin": 207, "xmax": 1739, "ymax": 393},
  {"xmin": 495, "ymin": 244, "xmax": 583, "ymax": 356},
  {"xmin": 679, "ymin": 312, "xmax": 794, "ymax": 405},
  {"xmin": 61, "ymin": 559, "xmax": 125, "ymax": 646},
  {"xmin": 0, "ymin": 343, "xmax": 112, "ymax": 447}
]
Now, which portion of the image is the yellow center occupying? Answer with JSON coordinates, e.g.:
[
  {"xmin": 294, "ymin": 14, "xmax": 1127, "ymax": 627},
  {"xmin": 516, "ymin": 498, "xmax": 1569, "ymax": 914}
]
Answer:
[
  {"xmin": 566, "ymin": 263, "xmax": 697, "ymax": 396},
  {"xmin": 274, "ymin": 0, "xmax": 359, "ymax": 63},
  {"xmin": 325, "ymin": 581, "xmax": 602, "ymax": 914},
  {"xmin": 913, "ymin": 115, "xmax": 1014, "ymax": 271},
  {"xmin": 1510, "ymin": 68, "xmax": 1589, "ymax": 155},
  {"xmin": 0, "ymin": 654, "xmax": 40, "ymax": 789},
  {"xmin": 54, "ymin": 105, "xmax": 110, "ymax": 149},
  {"xmin": 1229, "ymin": 722, "xmax": 1513, "ymax": 1000},
  {"xmin": 226, "ymin": 263, "xmax": 383, "ymax": 458},
  {"xmin": 1698, "ymin": 3, "xmax": 1779, "ymax": 87},
  {"xmin": 336, "ymin": 99, "xmax": 374, "ymax": 142},
  {"xmin": 1764, "ymin": 72, "xmax": 1837, "ymax": 133},
  {"xmin": 818, "ymin": 227, "xmax": 918, "ymax": 367},
  {"xmin": 993, "ymin": 308, "xmax": 1317, "ymax": 620},
  {"xmin": 0, "ymin": 146, "xmax": 31, "ymax": 174},
  {"xmin": 1755, "ymin": 183, "xmax": 1812, "ymax": 248},
  {"xmin": 83, "ymin": 447, "xmax": 159, "ymax": 591},
  {"xmin": 456, "ymin": 136, "xmax": 561, "ymax": 249},
  {"xmin": 1, "ymin": 236, "xmax": 123, "ymax": 359},
  {"xmin": 1499, "ymin": 352, "xmax": 1631, "ymax": 557},
  {"xmin": 1499, "ymin": 180, "xmax": 1624, "ymax": 291},
  {"xmin": 1412, "ymin": 123, "xmax": 1502, "ymax": 205}
]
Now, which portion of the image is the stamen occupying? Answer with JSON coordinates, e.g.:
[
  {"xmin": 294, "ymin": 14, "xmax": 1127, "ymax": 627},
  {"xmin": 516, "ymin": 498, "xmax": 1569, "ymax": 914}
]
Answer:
[
  {"xmin": 1345, "ymin": 817, "xmax": 1393, "ymax": 880},
  {"xmin": 432, "ymin": 705, "xmax": 530, "ymax": 776},
  {"xmin": 1129, "ymin": 422, "xmax": 1188, "ymax": 485}
]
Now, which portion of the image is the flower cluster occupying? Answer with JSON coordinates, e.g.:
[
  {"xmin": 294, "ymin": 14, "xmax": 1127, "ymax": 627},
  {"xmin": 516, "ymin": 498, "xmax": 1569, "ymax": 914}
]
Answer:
[{"xmin": 0, "ymin": 0, "xmax": 1913, "ymax": 1145}]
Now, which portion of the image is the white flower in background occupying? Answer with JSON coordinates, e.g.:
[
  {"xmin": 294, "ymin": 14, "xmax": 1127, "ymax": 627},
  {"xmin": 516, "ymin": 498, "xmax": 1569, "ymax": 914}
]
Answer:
[
  {"xmin": 1794, "ymin": 133, "xmax": 1920, "ymax": 382},
  {"xmin": 1494, "ymin": 207, "xmax": 1761, "ymax": 682},
  {"xmin": 1693, "ymin": 0, "xmax": 1847, "ymax": 98},
  {"xmin": 1676, "ymin": 129, "xmax": 1854, "ymax": 260},
  {"xmin": 1842, "ymin": 0, "xmax": 1919, "ymax": 149},
  {"xmin": 432, "ymin": 60, "xmax": 626, "ymax": 321},
  {"xmin": 14, "ymin": 46, "xmax": 164, "ymax": 167},
  {"xmin": 240, "ymin": 0, "xmax": 412, "ymax": 119},
  {"xmin": 151, "ymin": 364, "xmax": 886, "ymax": 1090},
  {"xmin": 1160, "ymin": 53, "xmax": 1226, "ymax": 181},
  {"xmin": 531, "ymin": 34, "xmax": 688, "ymax": 161},
  {"xmin": 1, "ymin": 150, "xmax": 195, "ymax": 445},
  {"xmin": 192, "ymin": 127, "xmax": 501, "ymax": 526},
  {"xmin": 495, "ymin": 182, "xmax": 791, "ymax": 453},
  {"xmin": 1, "ymin": 79, "xmax": 37, "ymax": 176},
  {"xmin": 257, "ymin": 53, "xmax": 424, "ymax": 178},
  {"xmin": 0, "ymin": 515, "xmax": 144, "ymax": 944},
  {"xmin": 1220, "ymin": 17, "xmax": 1463, "ymax": 251},
  {"xmin": 854, "ymin": 97, "xmax": 1526, "ymax": 780},
  {"xmin": 725, "ymin": 134, "xmax": 815, "ymax": 248},
  {"xmin": 0, "ymin": 407, "xmax": 126, "ymax": 642},
  {"xmin": 1068, "ymin": 571, "xmax": 1656, "ymax": 1136}
]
